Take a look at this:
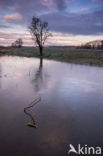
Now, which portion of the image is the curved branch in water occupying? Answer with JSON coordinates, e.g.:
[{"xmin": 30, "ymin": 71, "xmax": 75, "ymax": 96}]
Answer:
[{"xmin": 24, "ymin": 97, "xmax": 41, "ymax": 128}]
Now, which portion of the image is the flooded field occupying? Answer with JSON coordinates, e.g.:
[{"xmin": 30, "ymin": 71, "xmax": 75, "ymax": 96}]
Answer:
[{"xmin": 0, "ymin": 56, "xmax": 103, "ymax": 156}]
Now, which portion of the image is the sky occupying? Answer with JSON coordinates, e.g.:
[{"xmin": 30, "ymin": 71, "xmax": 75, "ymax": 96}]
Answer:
[{"xmin": 0, "ymin": 0, "xmax": 103, "ymax": 46}]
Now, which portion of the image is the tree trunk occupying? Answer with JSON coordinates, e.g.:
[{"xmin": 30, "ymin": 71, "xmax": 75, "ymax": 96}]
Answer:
[
  {"xmin": 39, "ymin": 46, "xmax": 43, "ymax": 56},
  {"xmin": 40, "ymin": 57, "xmax": 43, "ymax": 68}
]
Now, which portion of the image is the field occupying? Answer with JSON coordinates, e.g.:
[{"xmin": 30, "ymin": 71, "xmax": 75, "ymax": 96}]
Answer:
[{"xmin": 0, "ymin": 47, "xmax": 103, "ymax": 66}]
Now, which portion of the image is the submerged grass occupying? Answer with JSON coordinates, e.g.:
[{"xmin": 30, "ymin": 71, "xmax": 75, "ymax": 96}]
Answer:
[{"xmin": 0, "ymin": 47, "xmax": 103, "ymax": 66}]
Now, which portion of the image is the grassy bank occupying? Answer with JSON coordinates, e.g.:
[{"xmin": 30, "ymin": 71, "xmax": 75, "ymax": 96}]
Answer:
[{"xmin": 0, "ymin": 47, "xmax": 103, "ymax": 66}]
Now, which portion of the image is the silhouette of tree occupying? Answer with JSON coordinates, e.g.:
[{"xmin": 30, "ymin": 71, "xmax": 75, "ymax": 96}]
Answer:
[
  {"xmin": 11, "ymin": 38, "xmax": 23, "ymax": 48},
  {"xmin": 15, "ymin": 38, "xmax": 23, "ymax": 48},
  {"xmin": 29, "ymin": 17, "xmax": 51, "ymax": 56},
  {"xmin": 101, "ymin": 41, "xmax": 103, "ymax": 49}
]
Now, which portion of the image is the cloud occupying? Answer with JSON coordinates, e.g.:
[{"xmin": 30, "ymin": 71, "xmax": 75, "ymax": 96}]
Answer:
[
  {"xmin": 0, "ymin": 24, "xmax": 12, "ymax": 28},
  {"xmin": 0, "ymin": 31, "xmax": 82, "ymax": 46},
  {"xmin": 0, "ymin": 0, "xmax": 13, "ymax": 8},
  {"xmin": 92, "ymin": 0, "xmax": 101, "ymax": 2},
  {"xmin": 4, "ymin": 13, "xmax": 22, "ymax": 22},
  {"xmin": 41, "ymin": 9, "xmax": 103, "ymax": 35},
  {"xmin": 0, "ymin": 0, "xmax": 70, "ymax": 11},
  {"xmin": 54, "ymin": 0, "xmax": 70, "ymax": 10},
  {"xmin": 0, "ymin": 31, "xmax": 33, "ymax": 46},
  {"xmin": 92, "ymin": 0, "xmax": 103, "ymax": 4},
  {"xmin": 0, "ymin": 0, "xmax": 103, "ymax": 37},
  {"xmin": 40, "ymin": 0, "xmax": 70, "ymax": 10},
  {"xmin": 40, "ymin": 0, "xmax": 56, "ymax": 7},
  {"xmin": 80, "ymin": 8, "xmax": 89, "ymax": 13},
  {"xmin": 0, "ymin": 31, "xmax": 103, "ymax": 47}
]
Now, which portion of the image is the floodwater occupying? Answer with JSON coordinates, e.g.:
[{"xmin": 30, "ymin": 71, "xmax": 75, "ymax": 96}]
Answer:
[{"xmin": 0, "ymin": 56, "xmax": 103, "ymax": 156}]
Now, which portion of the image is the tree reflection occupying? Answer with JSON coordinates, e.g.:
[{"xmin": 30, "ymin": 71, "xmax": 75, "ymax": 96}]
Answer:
[
  {"xmin": 32, "ymin": 57, "xmax": 43, "ymax": 92},
  {"xmin": 24, "ymin": 57, "xmax": 50, "ymax": 128},
  {"xmin": 0, "ymin": 63, "xmax": 2, "ymax": 88},
  {"xmin": 31, "ymin": 57, "xmax": 50, "ymax": 93}
]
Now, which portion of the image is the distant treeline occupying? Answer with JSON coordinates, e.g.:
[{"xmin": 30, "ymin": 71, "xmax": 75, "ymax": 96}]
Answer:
[{"xmin": 79, "ymin": 40, "xmax": 103, "ymax": 49}]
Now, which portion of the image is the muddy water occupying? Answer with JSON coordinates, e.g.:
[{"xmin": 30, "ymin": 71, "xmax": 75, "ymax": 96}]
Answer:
[{"xmin": 0, "ymin": 56, "xmax": 103, "ymax": 156}]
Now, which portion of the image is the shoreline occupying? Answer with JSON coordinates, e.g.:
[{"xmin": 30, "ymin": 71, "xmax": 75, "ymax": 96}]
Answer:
[{"xmin": 0, "ymin": 47, "xmax": 103, "ymax": 66}]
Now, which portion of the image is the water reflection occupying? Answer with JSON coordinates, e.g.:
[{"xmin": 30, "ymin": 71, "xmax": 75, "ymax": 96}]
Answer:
[
  {"xmin": 0, "ymin": 63, "xmax": 2, "ymax": 88},
  {"xmin": 0, "ymin": 63, "xmax": 1, "ymax": 76},
  {"xmin": 0, "ymin": 56, "xmax": 103, "ymax": 156},
  {"xmin": 23, "ymin": 58, "xmax": 43, "ymax": 128},
  {"xmin": 31, "ymin": 57, "xmax": 50, "ymax": 93},
  {"xmin": 32, "ymin": 57, "xmax": 43, "ymax": 92}
]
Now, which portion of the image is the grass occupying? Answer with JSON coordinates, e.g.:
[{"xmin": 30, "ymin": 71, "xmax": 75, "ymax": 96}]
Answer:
[{"xmin": 0, "ymin": 47, "xmax": 103, "ymax": 66}]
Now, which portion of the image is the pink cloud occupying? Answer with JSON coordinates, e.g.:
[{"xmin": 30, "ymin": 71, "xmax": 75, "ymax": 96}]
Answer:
[
  {"xmin": 40, "ymin": 0, "xmax": 56, "ymax": 7},
  {"xmin": 65, "ymin": 0, "xmax": 70, "ymax": 4},
  {"xmin": 4, "ymin": 13, "xmax": 22, "ymax": 21},
  {"xmin": 40, "ymin": 0, "xmax": 70, "ymax": 7}
]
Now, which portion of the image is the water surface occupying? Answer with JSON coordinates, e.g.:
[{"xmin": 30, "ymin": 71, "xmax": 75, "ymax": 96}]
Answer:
[{"xmin": 0, "ymin": 56, "xmax": 103, "ymax": 156}]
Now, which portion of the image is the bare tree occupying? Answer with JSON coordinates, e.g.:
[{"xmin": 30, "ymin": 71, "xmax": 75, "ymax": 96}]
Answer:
[
  {"xmin": 11, "ymin": 38, "xmax": 23, "ymax": 48},
  {"xmin": 29, "ymin": 17, "xmax": 51, "ymax": 56},
  {"xmin": 15, "ymin": 38, "xmax": 23, "ymax": 48},
  {"xmin": 11, "ymin": 42, "xmax": 16, "ymax": 47},
  {"xmin": 101, "ymin": 41, "xmax": 103, "ymax": 49}
]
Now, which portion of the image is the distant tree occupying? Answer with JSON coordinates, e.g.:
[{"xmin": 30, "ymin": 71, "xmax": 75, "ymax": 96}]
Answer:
[
  {"xmin": 15, "ymin": 38, "xmax": 23, "ymax": 48},
  {"xmin": 11, "ymin": 38, "xmax": 23, "ymax": 48},
  {"xmin": 101, "ymin": 41, "xmax": 103, "ymax": 49},
  {"xmin": 11, "ymin": 42, "xmax": 16, "ymax": 47},
  {"xmin": 29, "ymin": 17, "xmax": 51, "ymax": 56}
]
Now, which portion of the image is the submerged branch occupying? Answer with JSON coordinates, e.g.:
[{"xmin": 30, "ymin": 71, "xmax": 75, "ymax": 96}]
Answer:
[{"xmin": 24, "ymin": 97, "xmax": 41, "ymax": 128}]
